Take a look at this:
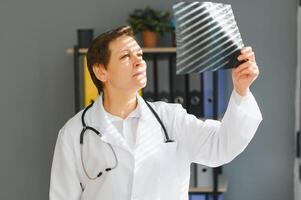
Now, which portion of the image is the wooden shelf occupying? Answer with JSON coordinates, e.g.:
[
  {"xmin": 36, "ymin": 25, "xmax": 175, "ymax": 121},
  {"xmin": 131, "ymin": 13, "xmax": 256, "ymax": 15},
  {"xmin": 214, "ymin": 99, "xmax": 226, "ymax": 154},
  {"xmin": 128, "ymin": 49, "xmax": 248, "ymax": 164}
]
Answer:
[
  {"xmin": 66, "ymin": 47, "xmax": 176, "ymax": 55},
  {"xmin": 189, "ymin": 175, "xmax": 228, "ymax": 193},
  {"xmin": 198, "ymin": 117, "xmax": 222, "ymax": 121},
  {"xmin": 67, "ymin": 48, "xmax": 88, "ymax": 54},
  {"xmin": 142, "ymin": 47, "xmax": 176, "ymax": 53}
]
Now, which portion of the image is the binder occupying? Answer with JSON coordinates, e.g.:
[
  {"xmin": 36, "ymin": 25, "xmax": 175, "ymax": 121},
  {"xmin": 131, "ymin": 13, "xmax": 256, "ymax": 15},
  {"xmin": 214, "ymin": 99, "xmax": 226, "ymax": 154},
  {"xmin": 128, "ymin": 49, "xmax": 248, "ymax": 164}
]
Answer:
[
  {"xmin": 188, "ymin": 72, "xmax": 203, "ymax": 118},
  {"xmin": 196, "ymin": 164, "xmax": 213, "ymax": 188},
  {"xmin": 172, "ymin": 56, "xmax": 187, "ymax": 107},
  {"xmin": 83, "ymin": 56, "xmax": 98, "ymax": 107},
  {"xmin": 189, "ymin": 194, "xmax": 223, "ymax": 200},
  {"xmin": 157, "ymin": 58, "xmax": 171, "ymax": 102},
  {"xmin": 189, "ymin": 194, "xmax": 206, "ymax": 200},
  {"xmin": 143, "ymin": 59, "xmax": 155, "ymax": 102},
  {"xmin": 190, "ymin": 163, "xmax": 197, "ymax": 187},
  {"xmin": 203, "ymin": 71, "xmax": 213, "ymax": 118},
  {"xmin": 217, "ymin": 69, "xmax": 227, "ymax": 118},
  {"xmin": 208, "ymin": 194, "xmax": 223, "ymax": 200}
]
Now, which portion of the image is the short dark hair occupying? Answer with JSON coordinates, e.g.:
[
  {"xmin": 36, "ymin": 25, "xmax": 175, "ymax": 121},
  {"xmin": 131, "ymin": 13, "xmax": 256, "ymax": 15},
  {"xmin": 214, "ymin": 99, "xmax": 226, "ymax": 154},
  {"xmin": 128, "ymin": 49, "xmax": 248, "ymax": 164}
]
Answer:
[{"xmin": 86, "ymin": 25, "xmax": 134, "ymax": 94}]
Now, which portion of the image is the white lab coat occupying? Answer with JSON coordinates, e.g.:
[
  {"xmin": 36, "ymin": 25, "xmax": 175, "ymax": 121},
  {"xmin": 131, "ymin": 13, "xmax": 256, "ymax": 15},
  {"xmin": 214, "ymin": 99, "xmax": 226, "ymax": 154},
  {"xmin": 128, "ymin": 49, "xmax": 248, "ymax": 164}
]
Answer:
[{"xmin": 49, "ymin": 90, "xmax": 262, "ymax": 200}]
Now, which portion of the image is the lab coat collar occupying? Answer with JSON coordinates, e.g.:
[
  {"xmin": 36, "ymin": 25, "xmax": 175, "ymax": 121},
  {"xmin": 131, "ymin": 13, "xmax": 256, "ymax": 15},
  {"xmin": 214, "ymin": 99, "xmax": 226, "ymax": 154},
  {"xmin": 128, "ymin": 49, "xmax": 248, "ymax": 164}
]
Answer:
[
  {"xmin": 102, "ymin": 98, "xmax": 141, "ymax": 122},
  {"xmin": 89, "ymin": 93, "xmax": 142, "ymax": 125},
  {"xmin": 86, "ymin": 93, "xmax": 162, "ymax": 155},
  {"xmin": 87, "ymin": 94, "xmax": 133, "ymax": 154},
  {"xmin": 136, "ymin": 94, "xmax": 156, "ymax": 122},
  {"xmin": 134, "ymin": 94, "xmax": 164, "ymax": 154}
]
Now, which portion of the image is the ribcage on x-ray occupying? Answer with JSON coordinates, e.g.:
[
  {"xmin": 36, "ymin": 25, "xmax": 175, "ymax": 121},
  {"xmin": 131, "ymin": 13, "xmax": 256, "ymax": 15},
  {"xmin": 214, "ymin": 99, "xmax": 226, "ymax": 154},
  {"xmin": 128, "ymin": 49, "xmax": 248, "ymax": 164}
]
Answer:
[{"xmin": 173, "ymin": 1, "xmax": 244, "ymax": 74}]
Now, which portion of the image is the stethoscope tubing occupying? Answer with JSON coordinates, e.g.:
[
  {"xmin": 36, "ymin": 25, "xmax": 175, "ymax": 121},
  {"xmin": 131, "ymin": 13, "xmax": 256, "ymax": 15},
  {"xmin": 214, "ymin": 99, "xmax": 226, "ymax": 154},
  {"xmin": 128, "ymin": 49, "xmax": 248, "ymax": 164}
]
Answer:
[{"xmin": 80, "ymin": 98, "xmax": 174, "ymax": 180}]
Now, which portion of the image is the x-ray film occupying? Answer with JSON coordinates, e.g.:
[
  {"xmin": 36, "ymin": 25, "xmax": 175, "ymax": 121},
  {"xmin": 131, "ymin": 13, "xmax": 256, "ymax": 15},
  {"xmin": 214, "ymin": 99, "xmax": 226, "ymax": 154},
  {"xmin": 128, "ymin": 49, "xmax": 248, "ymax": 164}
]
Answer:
[{"xmin": 173, "ymin": 1, "xmax": 244, "ymax": 74}]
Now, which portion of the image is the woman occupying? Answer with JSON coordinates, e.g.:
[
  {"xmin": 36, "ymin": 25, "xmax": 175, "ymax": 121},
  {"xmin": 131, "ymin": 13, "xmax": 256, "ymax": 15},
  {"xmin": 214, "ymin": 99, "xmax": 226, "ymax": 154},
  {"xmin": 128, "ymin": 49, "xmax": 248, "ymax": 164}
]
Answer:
[{"xmin": 49, "ymin": 25, "xmax": 262, "ymax": 200}]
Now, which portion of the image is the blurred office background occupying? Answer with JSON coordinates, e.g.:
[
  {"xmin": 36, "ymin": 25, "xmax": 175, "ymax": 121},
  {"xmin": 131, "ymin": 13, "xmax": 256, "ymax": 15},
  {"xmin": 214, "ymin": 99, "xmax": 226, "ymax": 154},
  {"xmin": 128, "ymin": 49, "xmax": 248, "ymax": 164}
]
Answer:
[{"xmin": 0, "ymin": 0, "xmax": 298, "ymax": 200}]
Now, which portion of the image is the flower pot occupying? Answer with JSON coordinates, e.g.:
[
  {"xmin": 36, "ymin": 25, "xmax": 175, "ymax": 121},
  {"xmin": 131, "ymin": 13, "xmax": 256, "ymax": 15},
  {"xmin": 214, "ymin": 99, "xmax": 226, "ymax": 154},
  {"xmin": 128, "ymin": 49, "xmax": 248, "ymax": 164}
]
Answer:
[{"xmin": 142, "ymin": 31, "xmax": 157, "ymax": 47}]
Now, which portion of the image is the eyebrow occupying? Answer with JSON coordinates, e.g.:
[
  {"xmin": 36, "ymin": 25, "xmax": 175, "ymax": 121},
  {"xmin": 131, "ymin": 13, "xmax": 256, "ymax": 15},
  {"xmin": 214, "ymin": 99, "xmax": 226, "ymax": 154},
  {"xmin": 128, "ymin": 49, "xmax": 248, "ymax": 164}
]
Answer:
[{"xmin": 119, "ymin": 48, "xmax": 143, "ymax": 53}]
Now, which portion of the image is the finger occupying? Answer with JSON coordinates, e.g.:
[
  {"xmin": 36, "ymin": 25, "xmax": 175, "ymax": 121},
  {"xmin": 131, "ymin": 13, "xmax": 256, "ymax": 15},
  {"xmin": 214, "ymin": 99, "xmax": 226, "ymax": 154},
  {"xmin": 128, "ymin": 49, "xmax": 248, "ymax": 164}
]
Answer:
[
  {"xmin": 233, "ymin": 61, "xmax": 255, "ymax": 74},
  {"xmin": 237, "ymin": 65, "xmax": 259, "ymax": 78},
  {"xmin": 241, "ymin": 46, "xmax": 252, "ymax": 54},
  {"xmin": 236, "ymin": 73, "xmax": 257, "ymax": 84},
  {"xmin": 238, "ymin": 51, "xmax": 255, "ymax": 62},
  {"xmin": 239, "ymin": 47, "xmax": 254, "ymax": 61}
]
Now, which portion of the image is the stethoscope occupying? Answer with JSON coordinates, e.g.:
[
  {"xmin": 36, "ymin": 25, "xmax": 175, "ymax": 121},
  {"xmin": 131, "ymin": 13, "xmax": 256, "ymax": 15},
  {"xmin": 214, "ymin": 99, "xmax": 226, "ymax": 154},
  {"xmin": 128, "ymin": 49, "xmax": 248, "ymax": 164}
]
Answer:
[{"xmin": 80, "ymin": 98, "xmax": 174, "ymax": 180}]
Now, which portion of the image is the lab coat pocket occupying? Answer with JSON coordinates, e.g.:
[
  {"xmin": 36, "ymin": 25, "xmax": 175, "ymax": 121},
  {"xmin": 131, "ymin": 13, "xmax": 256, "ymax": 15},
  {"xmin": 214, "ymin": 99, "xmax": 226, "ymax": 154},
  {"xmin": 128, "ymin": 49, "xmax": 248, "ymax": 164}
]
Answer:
[
  {"xmin": 158, "ymin": 142, "xmax": 179, "ymax": 175},
  {"xmin": 161, "ymin": 141, "xmax": 178, "ymax": 151},
  {"xmin": 157, "ymin": 141, "xmax": 181, "ymax": 199}
]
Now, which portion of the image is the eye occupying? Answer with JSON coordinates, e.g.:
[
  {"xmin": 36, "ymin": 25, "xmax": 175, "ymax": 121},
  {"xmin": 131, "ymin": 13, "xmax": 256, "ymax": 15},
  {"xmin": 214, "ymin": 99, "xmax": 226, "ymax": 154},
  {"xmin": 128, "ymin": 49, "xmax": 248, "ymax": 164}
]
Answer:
[
  {"xmin": 137, "ymin": 53, "xmax": 143, "ymax": 57},
  {"xmin": 120, "ymin": 54, "xmax": 129, "ymax": 59}
]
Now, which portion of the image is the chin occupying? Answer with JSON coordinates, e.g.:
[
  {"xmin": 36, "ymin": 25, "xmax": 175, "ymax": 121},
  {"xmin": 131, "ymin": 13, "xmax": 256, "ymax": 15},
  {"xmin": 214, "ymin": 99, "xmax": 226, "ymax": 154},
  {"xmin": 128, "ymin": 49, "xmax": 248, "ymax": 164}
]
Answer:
[
  {"xmin": 134, "ymin": 79, "xmax": 147, "ymax": 90},
  {"xmin": 136, "ymin": 84, "xmax": 146, "ymax": 91},
  {"xmin": 141, "ymin": 80, "xmax": 147, "ymax": 89}
]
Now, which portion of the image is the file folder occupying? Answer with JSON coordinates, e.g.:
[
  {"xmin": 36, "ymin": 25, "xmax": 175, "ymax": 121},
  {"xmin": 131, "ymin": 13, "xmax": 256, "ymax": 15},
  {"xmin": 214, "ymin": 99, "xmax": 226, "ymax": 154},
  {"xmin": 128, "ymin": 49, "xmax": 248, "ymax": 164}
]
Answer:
[
  {"xmin": 83, "ymin": 56, "xmax": 98, "ymax": 107},
  {"xmin": 196, "ymin": 164, "xmax": 213, "ymax": 188},
  {"xmin": 189, "ymin": 194, "xmax": 223, "ymax": 200},
  {"xmin": 189, "ymin": 194, "xmax": 206, "ymax": 200},
  {"xmin": 203, "ymin": 71, "xmax": 214, "ymax": 118},
  {"xmin": 208, "ymin": 194, "xmax": 223, "ymax": 200},
  {"xmin": 188, "ymin": 72, "xmax": 203, "ymax": 117},
  {"xmin": 157, "ymin": 58, "xmax": 171, "ymax": 102},
  {"xmin": 217, "ymin": 69, "xmax": 227, "ymax": 118},
  {"xmin": 171, "ymin": 56, "xmax": 187, "ymax": 107},
  {"xmin": 143, "ymin": 59, "xmax": 155, "ymax": 102},
  {"xmin": 190, "ymin": 163, "xmax": 197, "ymax": 187}
]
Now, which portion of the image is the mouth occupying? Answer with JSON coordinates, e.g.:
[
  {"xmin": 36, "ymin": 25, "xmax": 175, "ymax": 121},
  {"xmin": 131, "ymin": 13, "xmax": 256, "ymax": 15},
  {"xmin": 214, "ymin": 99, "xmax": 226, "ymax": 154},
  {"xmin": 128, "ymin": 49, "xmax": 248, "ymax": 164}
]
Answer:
[{"xmin": 133, "ymin": 71, "xmax": 146, "ymax": 77}]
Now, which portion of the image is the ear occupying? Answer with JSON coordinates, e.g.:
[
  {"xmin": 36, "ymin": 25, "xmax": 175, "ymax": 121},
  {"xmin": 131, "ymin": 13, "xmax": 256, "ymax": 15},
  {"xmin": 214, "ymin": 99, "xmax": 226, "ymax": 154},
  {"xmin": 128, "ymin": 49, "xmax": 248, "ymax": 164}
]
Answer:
[{"xmin": 93, "ymin": 63, "xmax": 107, "ymax": 83}]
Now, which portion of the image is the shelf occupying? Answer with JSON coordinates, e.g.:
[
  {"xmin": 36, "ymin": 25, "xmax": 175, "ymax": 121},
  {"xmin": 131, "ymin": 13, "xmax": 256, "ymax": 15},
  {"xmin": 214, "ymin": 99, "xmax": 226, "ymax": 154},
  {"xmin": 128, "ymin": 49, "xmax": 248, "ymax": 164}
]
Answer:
[
  {"xmin": 198, "ymin": 117, "xmax": 222, "ymax": 121},
  {"xmin": 66, "ymin": 47, "xmax": 176, "ymax": 55},
  {"xmin": 141, "ymin": 47, "xmax": 176, "ymax": 53},
  {"xmin": 189, "ymin": 175, "xmax": 228, "ymax": 193},
  {"xmin": 67, "ymin": 48, "xmax": 88, "ymax": 54}
]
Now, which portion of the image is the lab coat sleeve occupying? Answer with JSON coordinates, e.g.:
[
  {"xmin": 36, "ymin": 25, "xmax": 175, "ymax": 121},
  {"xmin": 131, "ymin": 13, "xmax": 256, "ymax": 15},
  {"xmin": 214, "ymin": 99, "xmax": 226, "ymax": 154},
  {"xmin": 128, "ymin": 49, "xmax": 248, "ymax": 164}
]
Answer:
[
  {"xmin": 176, "ymin": 90, "xmax": 262, "ymax": 167},
  {"xmin": 49, "ymin": 126, "xmax": 82, "ymax": 200}
]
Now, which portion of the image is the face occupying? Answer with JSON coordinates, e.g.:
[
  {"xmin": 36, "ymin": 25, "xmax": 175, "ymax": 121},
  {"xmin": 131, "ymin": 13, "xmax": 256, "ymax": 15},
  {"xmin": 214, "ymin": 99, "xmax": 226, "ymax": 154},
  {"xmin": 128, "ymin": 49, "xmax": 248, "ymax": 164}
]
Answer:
[{"xmin": 94, "ymin": 35, "xmax": 147, "ymax": 93}]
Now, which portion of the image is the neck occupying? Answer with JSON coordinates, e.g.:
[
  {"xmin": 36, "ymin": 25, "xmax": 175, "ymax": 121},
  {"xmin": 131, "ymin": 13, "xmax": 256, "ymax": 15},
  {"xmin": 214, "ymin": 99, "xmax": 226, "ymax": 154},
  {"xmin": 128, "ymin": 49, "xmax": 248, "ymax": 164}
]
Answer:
[{"xmin": 102, "ymin": 88, "xmax": 138, "ymax": 119}]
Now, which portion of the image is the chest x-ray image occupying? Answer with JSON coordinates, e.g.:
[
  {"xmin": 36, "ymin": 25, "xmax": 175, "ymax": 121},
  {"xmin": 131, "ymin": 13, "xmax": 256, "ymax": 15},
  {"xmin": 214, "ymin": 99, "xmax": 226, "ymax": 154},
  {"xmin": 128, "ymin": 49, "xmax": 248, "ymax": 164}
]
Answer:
[{"xmin": 173, "ymin": 1, "xmax": 244, "ymax": 74}]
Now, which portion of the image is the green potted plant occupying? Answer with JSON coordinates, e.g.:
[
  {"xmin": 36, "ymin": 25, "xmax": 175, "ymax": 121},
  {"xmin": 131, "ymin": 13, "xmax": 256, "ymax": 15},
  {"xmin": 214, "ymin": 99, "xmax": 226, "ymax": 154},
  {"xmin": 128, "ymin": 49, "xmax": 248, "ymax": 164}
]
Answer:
[{"xmin": 127, "ymin": 7, "xmax": 173, "ymax": 47}]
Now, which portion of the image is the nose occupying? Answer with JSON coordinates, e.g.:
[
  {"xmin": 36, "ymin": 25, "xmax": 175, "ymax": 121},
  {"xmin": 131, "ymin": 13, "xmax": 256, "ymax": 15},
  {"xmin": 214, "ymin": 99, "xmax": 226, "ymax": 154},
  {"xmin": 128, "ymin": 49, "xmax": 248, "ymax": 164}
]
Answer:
[{"xmin": 133, "ymin": 54, "xmax": 144, "ymax": 68}]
